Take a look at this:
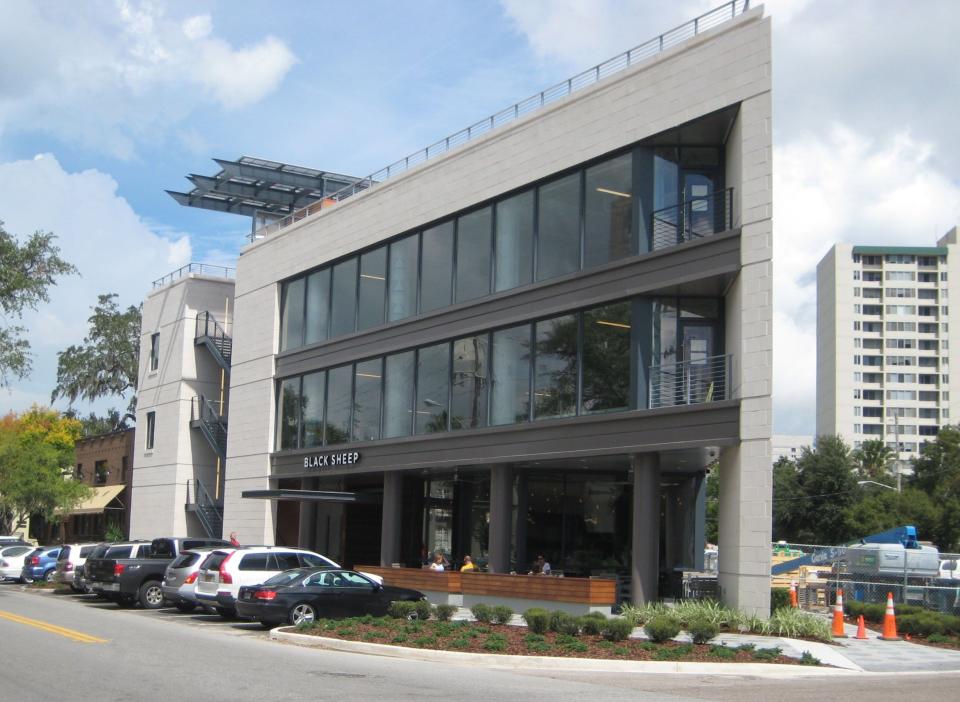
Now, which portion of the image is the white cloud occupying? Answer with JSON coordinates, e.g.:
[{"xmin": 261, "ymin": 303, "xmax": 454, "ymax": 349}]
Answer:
[
  {"xmin": 0, "ymin": 1, "xmax": 297, "ymax": 158},
  {"xmin": 0, "ymin": 153, "xmax": 191, "ymax": 414}
]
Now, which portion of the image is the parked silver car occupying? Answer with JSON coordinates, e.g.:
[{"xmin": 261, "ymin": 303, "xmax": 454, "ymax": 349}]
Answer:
[{"xmin": 162, "ymin": 548, "xmax": 226, "ymax": 612}]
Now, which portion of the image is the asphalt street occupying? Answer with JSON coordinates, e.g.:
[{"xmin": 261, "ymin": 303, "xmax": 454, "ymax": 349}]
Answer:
[{"xmin": 1, "ymin": 584, "xmax": 959, "ymax": 702}]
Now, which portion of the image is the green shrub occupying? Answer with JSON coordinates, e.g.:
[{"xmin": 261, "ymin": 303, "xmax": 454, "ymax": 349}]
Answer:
[
  {"xmin": 596, "ymin": 640, "xmax": 614, "ymax": 649},
  {"xmin": 483, "ymin": 635, "xmax": 507, "ymax": 652},
  {"xmin": 391, "ymin": 634, "xmax": 408, "ymax": 644},
  {"xmin": 335, "ymin": 627, "xmax": 356, "ymax": 637},
  {"xmin": 844, "ymin": 599, "xmax": 866, "ymax": 618},
  {"xmin": 491, "ymin": 605, "xmax": 514, "ymax": 625},
  {"xmin": 434, "ymin": 604, "xmax": 457, "ymax": 621},
  {"xmin": 412, "ymin": 635, "xmax": 438, "ymax": 647},
  {"xmin": 362, "ymin": 631, "xmax": 383, "ymax": 641},
  {"xmin": 555, "ymin": 634, "xmax": 578, "ymax": 645},
  {"xmin": 471, "ymin": 603, "xmax": 494, "ymax": 623},
  {"xmin": 614, "ymin": 646, "xmax": 630, "ymax": 656},
  {"xmin": 413, "ymin": 600, "xmax": 433, "ymax": 621},
  {"xmin": 736, "ymin": 643, "xmax": 755, "ymax": 653},
  {"xmin": 526, "ymin": 640, "xmax": 551, "ymax": 654},
  {"xmin": 645, "ymin": 615, "xmax": 681, "ymax": 643},
  {"xmin": 601, "ymin": 618, "xmax": 634, "ymax": 642},
  {"xmin": 524, "ymin": 632, "xmax": 545, "ymax": 643},
  {"xmin": 799, "ymin": 651, "xmax": 821, "ymax": 666},
  {"xmin": 898, "ymin": 613, "xmax": 945, "ymax": 637},
  {"xmin": 403, "ymin": 620, "xmax": 424, "ymax": 634},
  {"xmin": 322, "ymin": 620, "xmax": 338, "ymax": 631},
  {"xmin": 638, "ymin": 641, "xmax": 657, "ymax": 651},
  {"xmin": 653, "ymin": 643, "xmax": 693, "ymax": 660},
  {"xmin": 619, "ymin": 601, "xmax": 670, "ymax": 626},
  {"xmin": 549, "ymin": 610, "xmax": 580, "ymax": 635},
  {"xmin": 449, "ymin": 637, "xmax": 470, "ymax": 649},
  {"xmin": 295, "ymin": 620, "xmax": 316, "ymax": 631},
  {"xmin": 387, "ymin": 601, "xmax": 416, "ymax": 619},
  {"xmin": 928, "ymin": 633, "xmax": 953, "ymax": 644},
  {"xmin": 897, "ymin": 604, "xmax": 924, "ymax": 616},
  {"xmin": 862, "ymin": 603, "xmax": 886, "ymax": 623},
  {"xmin": 432, "ymin": 622, "xmax": 454, "ymax": 637},
  {"xmin": 752, "ymin": 646, "xmax": 783, "ymax": 661},
  {"xmin": 942, "ymin": 615, "xmax": 960, "ymax": 636},
  {"xmin": 581, "ymin": 614, "xmax": 605, "ymax": 635},
  {"xmin": 563, "ymin": 640, "xmax": 589, "ymax": 653},
  {"xmin": 523, "ymin": 608, "xmax": 550, "ymax": 634},
  {"xmin": 671, "ymin": 600, "xmax": 728, "ymax": 627},
  {"xmin": 687, "ymin": 616, "xmax": 719, "ymax": 644},
  {"xmin": 764, "ymin": 607, "xmax": 832, "ymax": 641},
  {"xmin": 770, "ymin": 588, "xmax": 791, "ymax": 612},
  {"xmin": 709, "ymin": 644, "xmax": 737, "ymax": 659}
]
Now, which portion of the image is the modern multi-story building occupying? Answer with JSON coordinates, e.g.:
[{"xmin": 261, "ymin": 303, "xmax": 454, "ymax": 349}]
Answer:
[
  {"xmin": 817, "ymin": 227, "xmax": 960, "ymax": 460},
  {"xmin": 133, "ymin": 1, "xmax": 773, "ymax": 613},
  {"xmin": 771, "ymin": 435, "xmax": 813, "ymax": 464}
]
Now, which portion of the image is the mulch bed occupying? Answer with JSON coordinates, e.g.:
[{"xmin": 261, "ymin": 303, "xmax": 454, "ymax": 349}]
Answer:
[{"xmin": 289, "ymin": 617, "xmax": 814, "ymax": 665}]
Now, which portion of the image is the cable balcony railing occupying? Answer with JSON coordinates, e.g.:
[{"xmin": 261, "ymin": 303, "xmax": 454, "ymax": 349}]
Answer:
[
  {"xmin": 195, "ymin": 311, "xmax": 233, "ymax": 371},
  {"xmin": 648, "ymin": 353, "xmax": 731, "ymax": 409},
  {"xmin": 250, "ymin": 0, "xmax": 752, "ymax": 242},
  {"xmin": 152, "ymin": 263, "xmax": 236, "ymax": 289},
  {"xmin": 650, "ymin": 187, "xmax": 734, "ymax": 251}
]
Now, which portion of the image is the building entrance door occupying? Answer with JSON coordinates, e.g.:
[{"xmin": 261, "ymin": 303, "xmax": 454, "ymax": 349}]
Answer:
[
  {"xmin": 680, "ymin": 322, "xmax": 718, "ymax": 404},
  {"xmin": 681, "ymin": 171, "xmax": 722, "ymax": 240}
]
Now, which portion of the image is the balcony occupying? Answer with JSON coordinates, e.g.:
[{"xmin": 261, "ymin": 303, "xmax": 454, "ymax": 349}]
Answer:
[
  {"xmin": 648, "ymin": 353, "xmax": 731, "ymax": 409},
  {"xmin": 650, "ymin": 188, "xmax": 734, "ymax": 251}
]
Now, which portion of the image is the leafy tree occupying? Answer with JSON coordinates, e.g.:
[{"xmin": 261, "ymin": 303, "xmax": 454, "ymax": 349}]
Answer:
[
  {"xmin": 0, "ymin": 406, "xmax": 90, "ymax": 534},
  {"xmin": 844, "ymin": 487, "xmax": 940, "ymax": 542},
  {"xmin": 63, "ymin": 408, "xmax": 131, "ymax": 437},
  {"xmin": 51, "ymin": 293, "xmax": 141, "ymax": 417},
  {"xmin": 852, "ymin": 439, "xmax": 895, "ymax": 482},
  {"xmin": 0, "ymin": 221, "xmax": 77, "ymax": 385},
  {"xmin": 774, "ymin": 436, "xmax": 858, "ymax": 545},
  {"xmin": 909, "ymin": 426, "xmax": 960, "ymax": 551}
]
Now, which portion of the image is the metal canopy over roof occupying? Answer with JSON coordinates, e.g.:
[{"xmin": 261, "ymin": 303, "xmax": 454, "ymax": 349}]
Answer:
[{"xmin": 167, "ymin": 156, "xmax": 362, "ymax": 221}]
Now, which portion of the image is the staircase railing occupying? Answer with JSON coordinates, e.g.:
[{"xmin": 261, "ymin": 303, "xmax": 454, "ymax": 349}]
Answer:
[
  {"xmin": 191, "ymin": 395, "xmax": 228, "ymax": 461},
  {"xmin": 194, "ymin": 311, "xmax": 232, "ymax": 371},
  {"xmin": 185, "ymin": 478, "xmax": 223, "ymax": 539}
]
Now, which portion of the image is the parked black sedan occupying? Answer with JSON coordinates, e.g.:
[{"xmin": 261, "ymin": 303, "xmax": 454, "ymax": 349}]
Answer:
[{"xmin": 235, "ymin": 567, "xmax": 425, "ymax": 626}]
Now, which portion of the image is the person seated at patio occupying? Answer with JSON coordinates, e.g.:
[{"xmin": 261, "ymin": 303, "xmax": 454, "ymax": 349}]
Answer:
[
  {"xmin": 531, "ymin": 555, "xmax": 551, "ymax": 575},
  {"xmin": 460, "ymin": 555, "xmax": 477, "ymax": 572},
  {"xmin": 428, "ymin": 552, "xmax": 446, "ymax": 571}
]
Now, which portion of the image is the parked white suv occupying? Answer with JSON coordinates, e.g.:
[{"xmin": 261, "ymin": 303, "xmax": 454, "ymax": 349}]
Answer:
[
  {"xmin": 195, "ymin": 547, "xmax": 381, "ymax": 617},
  {"xmin": 52, "ymin": 543, "xmax": 100, "ymax": 591}
]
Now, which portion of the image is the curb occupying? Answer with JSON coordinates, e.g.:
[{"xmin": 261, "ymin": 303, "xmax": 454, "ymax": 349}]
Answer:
[{"xmin": 269, "ymin": 629, "xmax": 861, "ymax": 677}]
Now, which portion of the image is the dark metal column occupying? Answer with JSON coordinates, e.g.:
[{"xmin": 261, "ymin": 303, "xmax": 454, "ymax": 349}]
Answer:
[
  {"xmin": 297, "ymin": 477, "xmax": 318, "ymax": 549},
  {"xmin": 380, "ymin": 472, "xmax": 403, "ymax": 566},
  {"xmin": 631, "ymin": 453, "xmax": 660, "ymax": 604},
  {"xmin": 488, "ymin": 465, "xmax": 513, "ymax": 573}
]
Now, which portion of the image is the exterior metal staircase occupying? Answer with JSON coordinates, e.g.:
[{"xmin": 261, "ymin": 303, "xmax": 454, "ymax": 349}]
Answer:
[
  {"xmin": 186, "ymin": 478, "xmax": 223, "ymax": 539},
  {"xmin": 195, "ymin": 311, "xmax": 232, "ymax": 373},
  {"xmin": 191, "ymin": 395, "xmax": 227, "ymax": 461}
]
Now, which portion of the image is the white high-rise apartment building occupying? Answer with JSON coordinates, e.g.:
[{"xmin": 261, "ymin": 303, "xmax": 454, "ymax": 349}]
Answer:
[{"xmin": 817, "ymin": 227, "xmax": 960, "ymax": 460}]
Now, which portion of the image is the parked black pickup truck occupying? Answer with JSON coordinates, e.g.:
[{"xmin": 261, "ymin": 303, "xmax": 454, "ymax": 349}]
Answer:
[{"xmin": 86, "ymin": 537, "xmax": 230, "ymax": 608}]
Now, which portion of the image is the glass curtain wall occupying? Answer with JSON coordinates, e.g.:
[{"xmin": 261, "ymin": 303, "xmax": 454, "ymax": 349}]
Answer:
[
  {"xmin": 494, "ymin": 191, "xmax": 534, "ymax": 292},
  {"xmin": 490, "ymin": 325, "xmax": 531, "ymax": 425},
  {"xmin": 536, "ymin": 173, "xmax": 581, "ymax": 281},
  {"xmin": 388, "ymin": 234, "xmax": 419, "ymax": 322},
  {"xmin": 584, "ymin": 154, "xmax": 633, "ymax": 268},
  {"xmin": 420, "ymin": 222, "xmax": 454, "ymax": 313},
  {"xmin": 451, "ymin": 335, "xmax": 488, "ymax": 429},
  {"xmin": 304, "ymin": 269, "xmax": 330, "ymax": 345},
  {"xmin": 330, "ymin": 258, "xmax": 358, "ymax": 337},
  {"xmin": 416, "ymin": 343, "xmax": 450, "ymax": 434},
  {"xmin": 383, "ymin": 351, "xmax": 415, "ymax": 438},
  {"xmin": 455, "ymin": 208, "xmax": 492, "ymax": 303},
  {"xmin": 357, "ymin": 247, "xmax": 387, "ymax": 331}
]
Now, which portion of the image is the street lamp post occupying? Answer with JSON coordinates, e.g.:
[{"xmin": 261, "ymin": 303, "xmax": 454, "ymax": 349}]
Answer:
[{"xmin": 856, "ymin": 480, "xmax": 898, "ymax": 491}]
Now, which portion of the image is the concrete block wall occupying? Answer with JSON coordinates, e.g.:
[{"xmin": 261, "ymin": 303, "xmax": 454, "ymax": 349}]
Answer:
[{"xmin": 129, "ymin": 275, "xmax": 235, "ymax": 539}]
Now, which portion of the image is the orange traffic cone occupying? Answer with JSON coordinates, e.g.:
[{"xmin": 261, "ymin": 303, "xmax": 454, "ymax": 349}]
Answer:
[
  {"xmin": 789, "ymin": 581, "xmax": 799, "ymax": 608},
  {"xmin": 855, "ymin": 615, "xmax": 868, "ymax": 640},
  {"xmin": 880, "ymin": 592, "xmax": 901, "ymax": 641},
  {"xmin": 831, "ymin": 588, "xmax": 848, "ymax": 638}
]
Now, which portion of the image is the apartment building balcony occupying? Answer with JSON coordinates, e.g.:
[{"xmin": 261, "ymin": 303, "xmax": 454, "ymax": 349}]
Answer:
[{"xmin": 650, "ymin": 189, "xmax": 734, "ymax": 252}]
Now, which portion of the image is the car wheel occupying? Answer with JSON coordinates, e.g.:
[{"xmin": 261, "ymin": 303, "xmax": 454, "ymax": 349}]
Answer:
[
  {"xmin": 138, "ymin": 581, "xmax": 165, "ymax": 609},
  {"xmin": 70, "ymin": 584, "xmax": 82, "ymax": 593},
  {"xmin": 174, "ymin": 602, "xmax": 196, "ymax": 613},
  {"xmin": 289, "ymin": 603, "xmax": 316, "ymax": 626},
  {"xmin": 215, "ymin": 607, "xmax": 234, "ymax": 619},
  {"xmin": 42, "ymin": 570, "xmax": 55, "ymax": 582},
  {"xmin": 21, "ymin": 574, "xmax": 33, "ymax": 584}
]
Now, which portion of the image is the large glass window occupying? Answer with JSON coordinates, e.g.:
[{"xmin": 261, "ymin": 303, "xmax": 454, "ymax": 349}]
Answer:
[
  {"xmin": 536, "ymin": 174, "xmax": 581, "ymax": 281},
  {"xmin": 494, "ymin": 190, "xmax": 534, "ymax": 292},
  {"xmin": 330, "ymin": 258, "xmax": 358, "ymax": 337},
  {"xmin": 301, "ymin": 371, "xmax": 325, "ymax": 447},
  {"xmin": 584, "ymin": 154, "xmax": 633, "ymax": 267},
  {"xmin": 357, "ymin": 247, "xmax": 387, "ymax": 331},
  {"xmin": 278, "ymin": 378, "xmax": 301, "ymax": 449},
  {"xmin": 325, "ymin": 365, "xmax": 353, "ymax": 444},
  {"xmin": 451, "ymin": 335, "xmax": 488, "ymax": 429},
  {"xmin": 304, "ymin": 269, "xmax": 330, "ymax": 345},
  {"xmin": 353, "ymin": 359, "xmax": 382, "ymax": 442},
  {"xmin": 280, "ymin": 278, "xmax": 305, "ymax": 351},
  {"xmin": 383, "ymin": 351, "xmax": 415, "ymax": 438},
  {"xmin": 388, "ymin": 234, "xmax": 419, "ymax": 322},
  {"xmin": 581, "ymin": 302, "xmax": 631, "ymax": 413},
  {"xmin": 490, "ymin": 325, "xmax": 531, "ymax": 425},
  {"xmin": 420, "ymin": 222, "xmax": 454, "ymax": 313},
  {"xmin": 416, "ymin": 343, "xmax": 450, "ymax": 434},
  {"xmin": 534, "ymin": 314, "xmax": 578, "ymax": 419},
  {"xmin": 455, "ymin": 208, "xmax": 492, "ymax": 303}
]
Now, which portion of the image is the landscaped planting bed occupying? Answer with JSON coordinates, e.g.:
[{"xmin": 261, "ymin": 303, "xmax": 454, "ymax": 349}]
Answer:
[
  {"xmin": 844, "ymin": 600, "xmax": 960, "ymax": 650},
  {"xmin": 284, "ymin": 603, "xmax": 823, "ymax": 666}
]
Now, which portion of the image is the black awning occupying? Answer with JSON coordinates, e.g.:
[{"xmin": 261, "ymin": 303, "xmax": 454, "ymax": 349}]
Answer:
[{"xmin": 240, "ymin": 489, "xmax": 379, "ymax": 504}]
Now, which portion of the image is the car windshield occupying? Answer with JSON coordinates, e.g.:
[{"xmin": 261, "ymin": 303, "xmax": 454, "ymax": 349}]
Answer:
[
  {"xmin": 263, "ymin": 569, "xmax": 310, "ymax": 586},
  {"xmin": 1, "ymin": 546, "xmax": 30, "ymax": 557},
  {"xmin": 170, "ymin": 553, "xmax": 200, "ymax": 569}
]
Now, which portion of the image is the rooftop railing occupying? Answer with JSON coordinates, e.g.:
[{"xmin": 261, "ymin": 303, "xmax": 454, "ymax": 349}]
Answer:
[
  {"xmin": 152, "ymin": 263, "xmax": 236, "ymax": 289},
  {"xmin": 250, "ymin": 0, "xmax": 752, "ymax": 242}
]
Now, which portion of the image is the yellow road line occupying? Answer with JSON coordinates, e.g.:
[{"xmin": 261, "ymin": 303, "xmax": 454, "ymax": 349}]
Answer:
[{"xmin": 0, "ymin": 610, "xmax": 108, "ymax": 644}]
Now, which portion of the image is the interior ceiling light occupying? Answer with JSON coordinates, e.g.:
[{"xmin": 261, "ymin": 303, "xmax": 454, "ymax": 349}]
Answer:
[
  {"xmin": 596, "ymin": 320, "xmax": 631, "ymax": 329},
  {"xmin": 360, "ymin": 274, "xmax": 385, "ymax": 281},
  {"xmin": 355, "ymin": 372, "xmax": 381, "ymax": 379},
  {"xmin": 596, "ymin": 187, "xmax": 631, "ymax": 198}
]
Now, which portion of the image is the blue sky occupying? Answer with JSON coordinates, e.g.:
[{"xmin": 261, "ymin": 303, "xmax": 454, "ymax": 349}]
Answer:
[{"xmin": 1, "ymin": 0, "xmax": 959, "ymax": 434}]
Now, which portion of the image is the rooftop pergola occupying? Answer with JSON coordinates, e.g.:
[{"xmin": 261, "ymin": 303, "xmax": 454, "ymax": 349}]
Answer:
[{"xmin": 167, "ymin": 156, "xmax": 361, "ymax": 226}]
